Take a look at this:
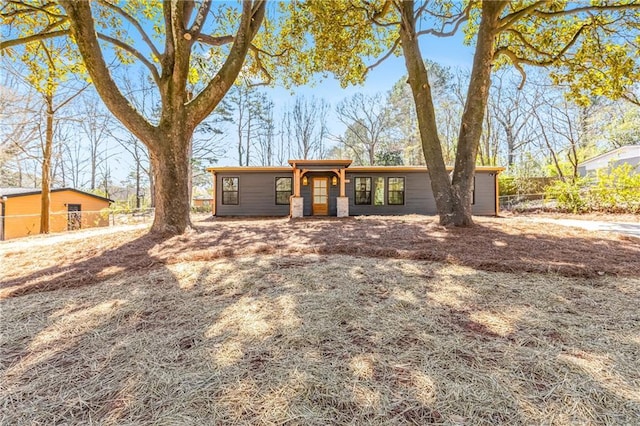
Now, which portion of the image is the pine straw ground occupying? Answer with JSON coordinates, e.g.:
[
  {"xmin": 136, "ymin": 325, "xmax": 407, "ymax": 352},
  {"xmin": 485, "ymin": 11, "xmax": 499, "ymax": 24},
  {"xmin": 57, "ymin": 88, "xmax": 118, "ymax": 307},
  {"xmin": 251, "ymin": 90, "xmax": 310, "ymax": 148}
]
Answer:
[{"xmin": 1, "ymin": 216, "xmax": 639, "ymax": 425}]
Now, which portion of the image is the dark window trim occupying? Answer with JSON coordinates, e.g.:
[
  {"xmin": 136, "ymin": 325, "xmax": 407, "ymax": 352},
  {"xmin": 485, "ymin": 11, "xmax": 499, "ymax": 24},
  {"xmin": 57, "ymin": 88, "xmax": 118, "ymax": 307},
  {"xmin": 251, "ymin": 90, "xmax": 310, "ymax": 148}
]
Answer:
[
  {"xmin": 354, "ymin": 177, "xmax": 372, "ymax": 205},
  {"xmin": 221, "ymin": 177, "xmax": 239, "ymax": 205},
  {"xmin": 387, "ymin": 177, "xmax": 405, "ymax": 205},
  {"xmin": 275, "ymin": 176, "xmax": 293, "ymax": 205}
]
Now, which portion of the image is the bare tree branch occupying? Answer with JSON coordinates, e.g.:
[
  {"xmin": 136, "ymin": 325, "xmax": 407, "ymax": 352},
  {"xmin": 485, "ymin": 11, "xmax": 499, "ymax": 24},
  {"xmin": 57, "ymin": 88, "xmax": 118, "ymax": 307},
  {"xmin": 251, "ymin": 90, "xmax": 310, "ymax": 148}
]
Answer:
[
  {"xmin": 195, "ymin": 33, "xmax": 234, "ymax": 46},
  {"xmin": 500, "ymin": 2, "xmax": 640, "ymax": 31},
  {"xmin": 59, "ymin": 0, "xmax": 157, "ymax": 146},
  {"xmin": 0, "ymin": 29, "xmax": 68, "ymax": 50},
  {"xmin": 416, "ymin": 4, "xmax": 470, "ymax": 37},
  {"xmin": 188, "ymin": 0, "xmax": 211, "ymax": 37},
  {"xmin": 367, "ymin": 36, "xmax": 400, "ymax": 71},
  {"xmin": 187, "ymin": 0, "xmax": 266, "ymax": 128},
  {"xmin": 96, "ymin": 0, "xmax": 162, "ymax": 60},
  {"xmin": 96, "ymin": 32, "xmax": 161, "ymax": 85}
]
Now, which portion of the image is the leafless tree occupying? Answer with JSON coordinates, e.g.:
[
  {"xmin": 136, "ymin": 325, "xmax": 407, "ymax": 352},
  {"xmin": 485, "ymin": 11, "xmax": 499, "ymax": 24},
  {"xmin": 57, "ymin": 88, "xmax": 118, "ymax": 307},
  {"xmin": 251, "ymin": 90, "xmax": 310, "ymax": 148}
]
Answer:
[{"xmin": 282, "ymin": 95, "xmax": 329, "ymax": 160}]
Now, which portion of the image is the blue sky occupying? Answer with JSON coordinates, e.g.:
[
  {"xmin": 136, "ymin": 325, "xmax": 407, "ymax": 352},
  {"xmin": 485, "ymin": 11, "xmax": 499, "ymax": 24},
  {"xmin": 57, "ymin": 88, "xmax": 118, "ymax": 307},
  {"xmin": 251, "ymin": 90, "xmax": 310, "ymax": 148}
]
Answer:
[{"xmin": 216, "ymin": 30, "xmax": 476, "ymax": 166}]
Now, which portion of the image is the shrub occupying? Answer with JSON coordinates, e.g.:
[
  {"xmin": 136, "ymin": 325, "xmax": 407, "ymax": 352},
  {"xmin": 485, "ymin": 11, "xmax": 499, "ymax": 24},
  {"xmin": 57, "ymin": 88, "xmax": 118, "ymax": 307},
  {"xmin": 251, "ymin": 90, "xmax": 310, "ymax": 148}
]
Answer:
[
  {"xmin": 545, "ymin": 178, "xmax": 588, "ymax": 213},
  {"xmin": 590, "ymin": 164, "xmax": 640, "ymax": 213},
  {"xmin": 544, "ymin": 164, "xmax": 640, "ymax": 213}
]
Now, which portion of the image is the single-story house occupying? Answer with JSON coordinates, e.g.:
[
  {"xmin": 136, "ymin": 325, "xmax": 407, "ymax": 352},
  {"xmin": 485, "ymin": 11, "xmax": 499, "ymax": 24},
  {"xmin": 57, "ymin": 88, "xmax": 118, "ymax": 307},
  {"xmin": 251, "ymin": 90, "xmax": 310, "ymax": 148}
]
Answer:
[
  {"xmin": 578, "ymin": 145, "xmax": 640, "ymax": 176},
  {"xmin": 207, "ymin": 159, "xmax": 504, "ymax": 218},
  {"xmin": 0, "ymin": 187, "xmax": 112, "ymax": 240}
]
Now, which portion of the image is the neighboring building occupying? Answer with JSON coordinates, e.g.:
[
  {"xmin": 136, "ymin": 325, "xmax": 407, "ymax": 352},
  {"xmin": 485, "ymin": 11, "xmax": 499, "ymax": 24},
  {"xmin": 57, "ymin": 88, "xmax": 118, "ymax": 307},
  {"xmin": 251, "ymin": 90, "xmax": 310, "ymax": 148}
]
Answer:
[
  {"xmin": 207, "ymin": 159, "xmax": 504, "ymax": 218},
  {"xmin": 0, "ymin": 188, "xmax": 112, "ymax": 241},
  {"xmin": 578, "ymin": 145, "xmax": 640, "ymax": 177},
  {"xmin": 192, "ymin": 197, "xmax": 214, "ymax": 208}
]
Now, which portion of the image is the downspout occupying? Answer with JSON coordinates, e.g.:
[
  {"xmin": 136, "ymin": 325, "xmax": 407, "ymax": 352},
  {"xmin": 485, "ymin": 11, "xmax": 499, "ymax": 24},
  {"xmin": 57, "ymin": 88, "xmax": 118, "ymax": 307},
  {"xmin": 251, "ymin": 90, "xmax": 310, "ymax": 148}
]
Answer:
[
  {"xmin": 1, "ymin": 196, "xmax": 6, "ymax": 241},
  {"xmin": 494, "ymin": 170, "xmax": 501, "ymax": 216}
]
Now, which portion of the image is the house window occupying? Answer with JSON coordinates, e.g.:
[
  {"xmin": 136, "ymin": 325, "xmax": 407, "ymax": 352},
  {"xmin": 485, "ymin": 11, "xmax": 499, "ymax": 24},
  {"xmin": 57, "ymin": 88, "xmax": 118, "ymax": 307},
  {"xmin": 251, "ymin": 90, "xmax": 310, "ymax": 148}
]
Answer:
[
  {"xmin": 388, "ymin": 177, "xmax": 405, "ymax": 205},
  {"xmin": 222, "ymin": 177, "xmax": 239, "ymax": 205},
  {"xmin": 354, "ymin": 177, "xmax": 372, "ymax": 205},
  {"xmin": 275, "ymin": 177, "xmax": 292, "ymax": 205},
  {"xmin": 374, "ymin": 177, "xmax": 384, "ymax": 205}
]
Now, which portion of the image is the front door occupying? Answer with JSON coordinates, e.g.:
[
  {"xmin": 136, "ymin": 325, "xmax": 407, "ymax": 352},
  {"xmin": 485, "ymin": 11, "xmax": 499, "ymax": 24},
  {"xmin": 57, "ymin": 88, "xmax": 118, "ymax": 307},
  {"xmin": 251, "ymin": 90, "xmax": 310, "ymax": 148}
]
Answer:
[{"xmin": 312, "ymin": 177, "xmax": 329, "ymax": 216}]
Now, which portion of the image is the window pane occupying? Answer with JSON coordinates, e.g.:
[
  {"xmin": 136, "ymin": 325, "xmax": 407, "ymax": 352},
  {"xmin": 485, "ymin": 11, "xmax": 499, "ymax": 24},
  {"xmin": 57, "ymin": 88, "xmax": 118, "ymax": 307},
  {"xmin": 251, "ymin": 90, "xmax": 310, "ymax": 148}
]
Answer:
[
  {"xmin": 276, "ymin": 177, "xmax": 292, "ymax": 191},
  {"xmin": 355, "ymin": 177, "xmax": 372, "ymax": 205},
  {"xmin": 276, "ymin": 192, "xmax": 290, "ymax": 205},
  {"xmin": 222, "ymin": 177, "xmax": 238, "ymax": 191},
  {"xmin": 355, "ymin": 191, "xmax": 371, "ymax": 205},
  {"xmin": 355, "ymin": 177, "xmax": 371, "ymax": 191},
  {"xmin": 223, "ymin": 192, "xmax": 238, "ymax": 205},
  {"xmin": 388, "ymin": 192, "xmax": 404, "ymax": 205},
  {"xmin": 374, "ymin": 177, "xmax": 384, "ymax": 205},
  {"xmin": 275, "ymin": 177, "xmax": 292, "ymax": 205},
  {"xmin": 388, "ymin": 177, "xmax": 404, "ymax": 191}
]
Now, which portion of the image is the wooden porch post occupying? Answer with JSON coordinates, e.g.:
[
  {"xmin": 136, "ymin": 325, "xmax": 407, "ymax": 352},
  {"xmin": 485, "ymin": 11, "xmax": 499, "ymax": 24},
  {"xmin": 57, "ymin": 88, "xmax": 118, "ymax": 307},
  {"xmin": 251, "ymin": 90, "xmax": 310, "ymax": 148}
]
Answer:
[
  {"xmin": 339, "ymin": 169, "xmax": 346, "ymax": 197},
  {"xmin": 294, "ymin": 167, "xmax": 301, "ymax": 197}
]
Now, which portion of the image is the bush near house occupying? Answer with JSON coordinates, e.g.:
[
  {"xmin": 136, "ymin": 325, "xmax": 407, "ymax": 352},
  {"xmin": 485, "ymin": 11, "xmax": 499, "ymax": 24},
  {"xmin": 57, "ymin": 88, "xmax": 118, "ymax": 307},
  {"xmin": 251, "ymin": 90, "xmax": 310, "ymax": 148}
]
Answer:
[
  {"xmin": 500, "ymin": 176, "xmax": 556, "ymax": 197},
  {"xmin": 545, "ymin": 164, "xmax": 640, "ymax": 213}
]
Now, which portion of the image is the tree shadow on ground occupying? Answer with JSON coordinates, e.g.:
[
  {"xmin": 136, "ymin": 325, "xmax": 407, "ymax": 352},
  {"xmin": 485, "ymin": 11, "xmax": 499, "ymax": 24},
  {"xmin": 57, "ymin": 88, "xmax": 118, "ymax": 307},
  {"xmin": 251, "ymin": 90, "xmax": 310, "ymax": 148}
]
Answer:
[
  {"xmin": 2, "ymin": 253, "xmax": 638, "ymax": 424},
  {"xmin": 2, "ymin": 216, "xmax": 638, "ymax": 300},
  {"xmin": 0, "ymin": 232, "xmax": 172, "ymax": 298}
]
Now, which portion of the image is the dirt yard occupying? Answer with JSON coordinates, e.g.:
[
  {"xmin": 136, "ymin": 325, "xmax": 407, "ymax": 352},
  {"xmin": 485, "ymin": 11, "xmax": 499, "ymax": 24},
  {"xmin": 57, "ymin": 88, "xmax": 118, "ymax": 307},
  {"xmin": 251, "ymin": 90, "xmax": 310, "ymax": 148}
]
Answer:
[{"xmin": 1, "ymin": 216, "xmax": 639, "ymax": 424}]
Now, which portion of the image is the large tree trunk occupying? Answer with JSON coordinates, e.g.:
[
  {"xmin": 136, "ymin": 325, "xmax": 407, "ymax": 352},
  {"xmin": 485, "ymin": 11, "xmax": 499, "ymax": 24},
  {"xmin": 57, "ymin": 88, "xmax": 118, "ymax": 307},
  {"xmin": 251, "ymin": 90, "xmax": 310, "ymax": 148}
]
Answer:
[
  {"xmin": 149, "ymin": 127, "xmax": 192, "ymax": 234},
  {"xmin": 61, "ymin": 0, "xmax": 265, "ymax": 235},
  {"xmin": 399, "ymin": 1, "xmax": 454, "ymax": 224},
  {"xmin": 450, "ymin": 2, "xmax": 505, "ymax": 226},
  {"xmin": 400, "ymin": 1, "xmax": 505, "ymax": 226},
  {"xmin": 40, "ymin": 93, "xmax": 53, "ymax": 234}
]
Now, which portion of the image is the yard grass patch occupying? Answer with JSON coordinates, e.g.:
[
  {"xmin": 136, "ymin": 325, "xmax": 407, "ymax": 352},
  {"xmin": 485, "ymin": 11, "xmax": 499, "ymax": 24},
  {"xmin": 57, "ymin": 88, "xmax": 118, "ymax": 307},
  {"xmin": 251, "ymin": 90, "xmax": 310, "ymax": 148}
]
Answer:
[{"xmin": 1, "ymin": 216, "xmax": 639, "ymax": 424}]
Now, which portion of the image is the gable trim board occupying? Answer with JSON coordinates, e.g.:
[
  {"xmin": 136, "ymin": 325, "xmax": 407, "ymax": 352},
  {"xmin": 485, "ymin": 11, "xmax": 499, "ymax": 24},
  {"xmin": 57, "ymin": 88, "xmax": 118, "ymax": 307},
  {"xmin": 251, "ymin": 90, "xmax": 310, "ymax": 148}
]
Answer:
[{"xmin": 207, "ymin": 161, "xmax": 504, "ymax": 218}]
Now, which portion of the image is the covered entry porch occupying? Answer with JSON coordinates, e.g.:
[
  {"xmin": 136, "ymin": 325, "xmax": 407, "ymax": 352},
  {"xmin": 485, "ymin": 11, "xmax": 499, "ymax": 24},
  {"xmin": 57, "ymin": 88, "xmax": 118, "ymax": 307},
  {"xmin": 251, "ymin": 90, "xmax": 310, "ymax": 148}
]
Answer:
[{"xmin": 288, "ymin": 159, "xmax": 352, "ymax": 217}]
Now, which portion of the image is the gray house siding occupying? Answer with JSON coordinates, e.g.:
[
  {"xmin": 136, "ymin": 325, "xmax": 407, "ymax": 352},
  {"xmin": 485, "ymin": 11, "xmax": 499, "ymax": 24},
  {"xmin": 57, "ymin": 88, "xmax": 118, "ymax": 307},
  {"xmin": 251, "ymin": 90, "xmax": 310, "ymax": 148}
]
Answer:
[
  {"xmin": 215, "ymin": 172, "xmax": 292, "ymax": 216},
  {"xmin": 347, "ymin": 172, "xmax": 435, "ymax": 215},
  {"xmin": 347, "ymin": 171, "xmax": 497, "ymax": 216},
  {"xmin": 214, "ymin": 169, "xmax": 498, "ymax": 217},
  {"xmin": 613, "ymin": 156, "xmax": 640, "ymax": 172}
]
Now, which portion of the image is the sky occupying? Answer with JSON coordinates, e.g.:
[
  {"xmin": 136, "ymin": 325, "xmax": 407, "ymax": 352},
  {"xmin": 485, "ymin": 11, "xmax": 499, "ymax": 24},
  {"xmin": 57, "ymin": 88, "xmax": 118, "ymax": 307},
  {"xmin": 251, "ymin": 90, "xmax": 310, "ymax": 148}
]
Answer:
[
  {"xmin": 1, "ymin": 3, "xmax": 477, "ymax": 186},
  {"xmin": 214, "ymin": 30, "xmax": 476, "ymax": 166}
]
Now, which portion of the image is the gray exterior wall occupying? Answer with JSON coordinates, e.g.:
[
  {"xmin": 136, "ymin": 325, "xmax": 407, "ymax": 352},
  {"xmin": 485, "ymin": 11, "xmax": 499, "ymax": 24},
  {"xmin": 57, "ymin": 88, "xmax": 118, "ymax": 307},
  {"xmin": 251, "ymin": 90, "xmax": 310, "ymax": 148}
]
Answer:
[
  {"xmin": 613, "ymin": 156, "xmax": 640, "ymax": 173},
  {"xmin": 214, "ymin": 170, "xmax": 498, "ymax": 217},
  {"xmin": 580, "ymin": 157, "xmax": 640, "ymax": 177},
  {"xmin": 215, "ymin": 172, "xmax": 293, "ymax": 216},
  {"xmin": 346, "ymin": 171, "xmax": 497, "ymax": 216}
]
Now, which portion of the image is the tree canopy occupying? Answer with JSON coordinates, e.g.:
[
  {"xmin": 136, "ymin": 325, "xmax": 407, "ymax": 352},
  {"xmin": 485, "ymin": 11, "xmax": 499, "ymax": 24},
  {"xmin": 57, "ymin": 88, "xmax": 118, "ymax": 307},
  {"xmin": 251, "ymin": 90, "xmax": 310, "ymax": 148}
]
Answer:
[
  {"xmin": 2, "ymin": 1, "xmax": 639, "ymax": 230},
  {"xmin": 2, "ymin": 0, "xmax": 272, "ymax": 234},
  {"xmin": 288, "ymin": 0, "xmax": 640, "ymax": 225}
]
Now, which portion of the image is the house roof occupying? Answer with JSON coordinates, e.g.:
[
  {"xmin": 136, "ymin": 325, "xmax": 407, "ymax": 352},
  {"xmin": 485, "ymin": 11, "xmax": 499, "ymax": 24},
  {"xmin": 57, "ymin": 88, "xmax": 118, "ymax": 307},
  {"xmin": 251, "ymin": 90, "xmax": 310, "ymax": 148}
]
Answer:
[
  {"xmin": 0, "ymin": 187, "xmax": 113, "ymax": 203},
  {"xmin": 207, "ymin": 165, "xmax": 505, "ymax": 173},
  {"xmin": 288, "ymin": 159, "xmax": 353, "ymax": 168},
  {"xmin": 581, "ymin": 145, "xmax": 640, "ymax": 167}
]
